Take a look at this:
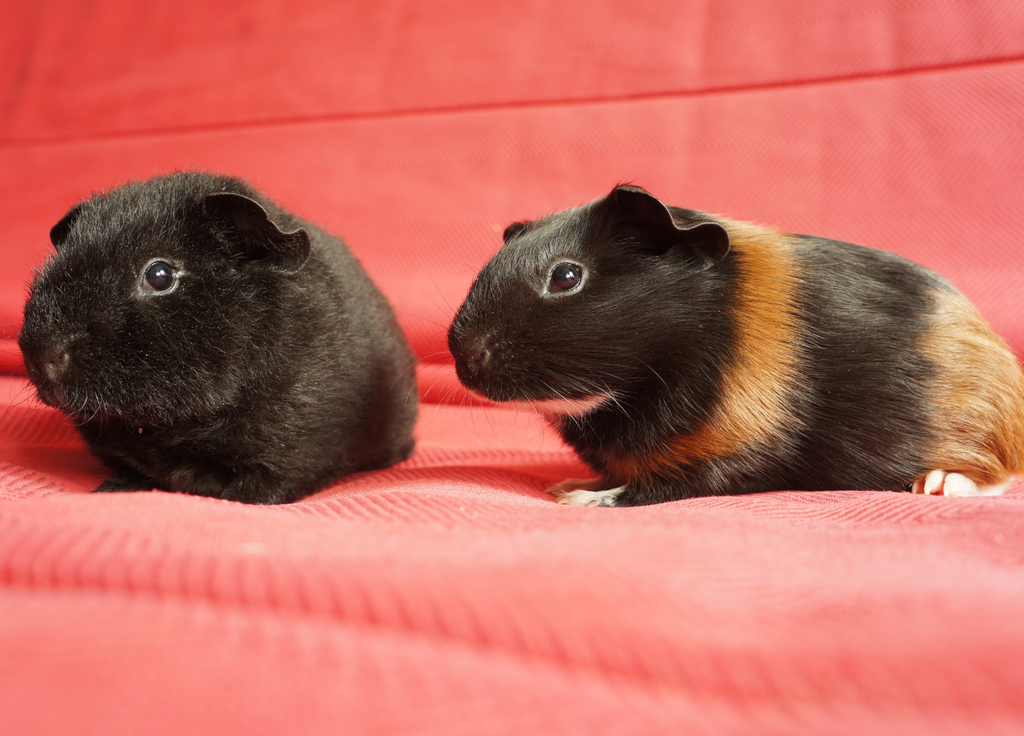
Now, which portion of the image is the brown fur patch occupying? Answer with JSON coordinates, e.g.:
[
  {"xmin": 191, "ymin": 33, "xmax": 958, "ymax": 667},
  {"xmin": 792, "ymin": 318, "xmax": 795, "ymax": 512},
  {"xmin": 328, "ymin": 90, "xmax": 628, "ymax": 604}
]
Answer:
[
  {"xmin": 616, "ymin": 221, "xmax": 804, "ymax": 481},
  {"xmin": 920, "ymin": 287, "xmax": 1024, "ymax": 485}
]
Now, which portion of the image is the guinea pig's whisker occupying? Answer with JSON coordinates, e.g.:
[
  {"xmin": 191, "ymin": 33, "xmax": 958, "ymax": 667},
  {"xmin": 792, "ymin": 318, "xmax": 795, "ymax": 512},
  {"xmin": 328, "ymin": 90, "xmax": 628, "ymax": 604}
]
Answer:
[
  {"xmin": 397, "ymin": 312, "xmax": 451, "ymax": 332},
  {"xmin": 403, "ymin": 382, "xmax": 419, "ymax": 408},
  {"xmin": 390, "ymin": 361, "xmax": 421, "ymax": 392},
  {"xmin": 426, "ymin": 275, "xmax": 459, "ymax": 317}
]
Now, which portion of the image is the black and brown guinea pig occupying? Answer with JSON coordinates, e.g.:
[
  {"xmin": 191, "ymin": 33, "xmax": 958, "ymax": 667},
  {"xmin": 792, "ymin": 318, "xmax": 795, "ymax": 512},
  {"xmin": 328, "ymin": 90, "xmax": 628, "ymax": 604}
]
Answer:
[
  {"xmin": 448, "ymin": 184, "xmax": 1024, "ymax": 507},
  {"xmin": 19, "ymin": 171, "xmax": 417, "ymax": 504}
]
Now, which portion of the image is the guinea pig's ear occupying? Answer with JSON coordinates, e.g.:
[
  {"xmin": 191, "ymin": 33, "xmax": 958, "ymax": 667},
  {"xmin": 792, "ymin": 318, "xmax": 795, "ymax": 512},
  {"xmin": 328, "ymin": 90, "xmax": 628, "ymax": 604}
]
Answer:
[
  {"xmin": 502, "ymin": 221, "xmax": 533, "ymax": 244},
  {"xmin": 604, "ymin": 185, "xmax": 730, "ymax": 266},
  {"xmin": 50, "ymin": 203, "xmax": 85, "ymax": 249},
  {"xmin": 203, "ymin": 192, "xmax": 311, "ymax": 274},
  {"xmin": 672, "ymin": 220, "xmax": 731, "ymax": 267}
]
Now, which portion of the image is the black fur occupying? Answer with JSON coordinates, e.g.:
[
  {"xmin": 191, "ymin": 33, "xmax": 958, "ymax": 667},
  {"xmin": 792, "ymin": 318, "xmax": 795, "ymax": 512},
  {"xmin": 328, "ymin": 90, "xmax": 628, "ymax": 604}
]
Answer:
[
  {"xmin": 20, "ymin": 172, "xmax": 417, "ymax": 504},
  {"xmin": 783, "ymin": 237, "xmax": 939, "ymax": 490},
  {"xmin": 448, "ymin": 185, "xmax": 946, "ymax": 506}
]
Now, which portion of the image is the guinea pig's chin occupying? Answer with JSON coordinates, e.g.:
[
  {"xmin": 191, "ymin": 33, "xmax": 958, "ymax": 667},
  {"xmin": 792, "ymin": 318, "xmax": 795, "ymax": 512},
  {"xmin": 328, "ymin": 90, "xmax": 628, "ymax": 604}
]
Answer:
[
  {"xmin": 512, "ymin": 392, "xmax": 617, "ymax": 418},
  {"xmin": 28, "ymin": 379, "xmax": 139, "ymax": 423},
  {"xmin": 460, "ymin": 380, "xmax": 530, "ymax": 405},
  {"xmin": 29, "ymin": 382, "xmax": 63, "ymax": 411},
  {"xmin": 28, "ymin": 382, "xmax": 84, "ymax": 416},
  {"xmin": 467, "ymin": 384, "xmax": 617, "ymax": 418}
]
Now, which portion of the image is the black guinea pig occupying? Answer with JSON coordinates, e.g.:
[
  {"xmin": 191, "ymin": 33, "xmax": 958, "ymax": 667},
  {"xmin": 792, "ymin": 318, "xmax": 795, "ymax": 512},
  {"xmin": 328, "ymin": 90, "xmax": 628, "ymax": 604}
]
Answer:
[
  {"xmin": 448, "ymin": 184, "xmax": 1024, "ymax": 506},
  {"xmin": 19, "ymin": 171, "xmax": 417, "ymax": 504}
]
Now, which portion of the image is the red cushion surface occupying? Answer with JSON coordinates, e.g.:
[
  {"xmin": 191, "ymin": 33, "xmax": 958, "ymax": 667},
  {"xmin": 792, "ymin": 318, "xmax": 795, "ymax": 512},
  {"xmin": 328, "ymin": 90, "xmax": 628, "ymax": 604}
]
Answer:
[{"xmin": 2, "ymin": 1, "xmax": 1024, "ymax": 733}]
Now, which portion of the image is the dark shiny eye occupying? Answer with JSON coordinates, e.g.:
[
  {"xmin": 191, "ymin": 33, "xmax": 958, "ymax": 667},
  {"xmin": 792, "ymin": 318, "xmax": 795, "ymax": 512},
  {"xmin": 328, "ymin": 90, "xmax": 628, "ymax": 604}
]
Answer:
[
  {"xmin": 549, "ymin": 262, "xmax": 583, "ymax": 293},
  {"xmin": 143, "ymin": 261, "xmax": 176, "ymax": 293}
]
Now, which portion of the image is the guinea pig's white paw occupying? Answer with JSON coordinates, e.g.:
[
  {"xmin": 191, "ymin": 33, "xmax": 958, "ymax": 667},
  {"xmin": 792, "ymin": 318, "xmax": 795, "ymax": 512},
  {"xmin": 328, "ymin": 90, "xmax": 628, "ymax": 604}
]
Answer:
[
  {"xmin": 552, "ymin": 485, "xmax": 626, "ymax": 507},
  {"xmin": 911, "ymin": 470, "xmax": 1011, "ymax": 497},
  {"xmin": 545, "ymin": 477, "xmax": 606, "ymax": 495},
  {"xmin": 545, "ymin": 478, "xmax": 626, "ymax": 506}
]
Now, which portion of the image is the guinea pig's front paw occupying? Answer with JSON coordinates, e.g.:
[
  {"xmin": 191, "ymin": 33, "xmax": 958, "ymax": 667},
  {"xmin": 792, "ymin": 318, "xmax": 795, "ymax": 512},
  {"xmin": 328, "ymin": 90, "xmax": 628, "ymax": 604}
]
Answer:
[
  {"xmin": 94, "ymin": 468, "xmax": 156, "ymax": 493},
  {"xmin": 94, "ymin": 478, "xmax": 154, "ymax": 493},
  {"xmin": 545, "ymin": 477, "xmax": 605, "ymax": 495},
  {"xmin": 911, "ymin": 470, "xmax": 1011, "ymax": 497},
  {"xmin": 545, "ymin": 478, "xmax": 625, "ymax": 507}
]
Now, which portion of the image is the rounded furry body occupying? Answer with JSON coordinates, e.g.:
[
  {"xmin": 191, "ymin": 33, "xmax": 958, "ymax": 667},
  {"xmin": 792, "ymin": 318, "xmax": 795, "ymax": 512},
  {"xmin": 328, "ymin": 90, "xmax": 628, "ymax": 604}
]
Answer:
[
  {"xmin": 448, "ymin": 185, "xmax": 1024, "ymax": 506},
  {"xmin": 20, "ymin": 172, "xmax": 417, "ymax": 504}
]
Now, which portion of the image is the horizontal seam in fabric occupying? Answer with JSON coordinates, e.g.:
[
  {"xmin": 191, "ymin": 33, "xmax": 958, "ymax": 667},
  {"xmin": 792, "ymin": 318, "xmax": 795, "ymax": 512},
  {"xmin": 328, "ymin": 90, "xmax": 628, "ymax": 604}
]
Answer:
[{"xmin": 1, "ymin": 54, "xmax": 1022, "ymax": 150}]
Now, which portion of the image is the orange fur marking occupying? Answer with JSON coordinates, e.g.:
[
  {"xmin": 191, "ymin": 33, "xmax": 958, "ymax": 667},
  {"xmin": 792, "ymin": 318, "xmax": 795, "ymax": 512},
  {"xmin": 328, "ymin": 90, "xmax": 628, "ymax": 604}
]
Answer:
[
  {"xmin": 609, "ymin": 221, "xmax": 804, "ymax": 481},
  {"xmin": 920, "ymin": 287, "xmax": 1024, "ymax": 485}
]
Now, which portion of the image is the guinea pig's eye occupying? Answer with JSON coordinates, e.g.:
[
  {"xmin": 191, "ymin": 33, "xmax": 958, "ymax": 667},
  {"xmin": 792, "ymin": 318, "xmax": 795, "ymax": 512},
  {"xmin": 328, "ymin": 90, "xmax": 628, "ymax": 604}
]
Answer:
[
  {"xmin": 141, "ymin": 260, "xmax": 178, "ymax": 294},
  {"xmin": 548, "ymin": 262, "xmax": 584, "ymax": 294}
]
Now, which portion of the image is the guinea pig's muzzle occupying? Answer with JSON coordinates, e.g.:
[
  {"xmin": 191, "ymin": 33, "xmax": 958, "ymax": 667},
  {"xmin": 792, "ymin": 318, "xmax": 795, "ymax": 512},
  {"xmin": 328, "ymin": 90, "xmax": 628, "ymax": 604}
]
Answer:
[
  {"xmin": 449, "ymin": 333, "xmax": 494, "ymax": 391},
  {"xmin": 18, "ymin": 333, "xmax": 76, "ymax": 408},
  {"xmin": 448, "ymin": 326, "xmax": 521, "ymax": 402}
]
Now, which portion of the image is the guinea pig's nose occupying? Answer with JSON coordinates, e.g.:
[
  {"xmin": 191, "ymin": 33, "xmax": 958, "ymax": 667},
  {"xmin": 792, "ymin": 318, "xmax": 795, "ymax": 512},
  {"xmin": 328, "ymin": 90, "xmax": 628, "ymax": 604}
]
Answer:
[
  {"xmin": 23, "ymin": 339, "xmax": 72, "ymax": 382},
  {"xmin": 466, "ymin": 346, "xmax": 492, "ymax": 373},
  {"xmin": 450, "ymin": 329, "xmax": 496, "ymax": 384},
  {"xmin": 43, "ymin": 348, "xmax": 70, "ymax": 380},
  {"xmin": 453, "ymin": 339, "xmax": 494, "ymax": 384}
]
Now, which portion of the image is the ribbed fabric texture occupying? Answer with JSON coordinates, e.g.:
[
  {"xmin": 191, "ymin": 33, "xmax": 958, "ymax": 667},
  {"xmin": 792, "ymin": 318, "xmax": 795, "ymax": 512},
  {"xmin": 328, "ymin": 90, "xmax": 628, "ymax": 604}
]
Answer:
[{"xmin": 2, "ymin": 1, "xmax": 1024, "ymax": 733}]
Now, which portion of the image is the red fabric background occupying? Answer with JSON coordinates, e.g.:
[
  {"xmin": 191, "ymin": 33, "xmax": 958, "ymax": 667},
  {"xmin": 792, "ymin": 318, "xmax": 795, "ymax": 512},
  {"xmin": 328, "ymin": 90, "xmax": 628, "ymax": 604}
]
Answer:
[{"xmin": 2, "ymin": 1, "xmax": 1023, "ymax": 733}]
